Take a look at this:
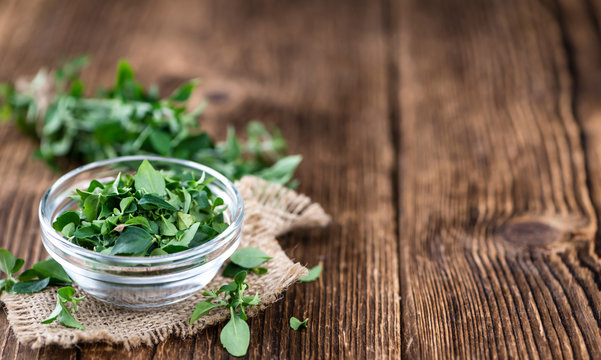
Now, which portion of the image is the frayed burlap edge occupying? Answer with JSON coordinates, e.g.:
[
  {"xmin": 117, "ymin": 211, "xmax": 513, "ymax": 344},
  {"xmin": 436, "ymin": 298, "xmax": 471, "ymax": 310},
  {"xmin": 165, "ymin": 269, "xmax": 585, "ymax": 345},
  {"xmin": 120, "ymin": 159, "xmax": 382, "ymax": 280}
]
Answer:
[{"xmin": 2, "ymin": 176, "xmax": 330, "ymax": 349}]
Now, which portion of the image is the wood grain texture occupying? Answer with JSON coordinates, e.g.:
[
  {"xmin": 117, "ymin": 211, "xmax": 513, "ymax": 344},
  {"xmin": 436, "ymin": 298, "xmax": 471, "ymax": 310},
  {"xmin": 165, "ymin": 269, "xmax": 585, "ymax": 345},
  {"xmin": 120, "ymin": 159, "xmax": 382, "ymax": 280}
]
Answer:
[
  {"xmin": 0, "ymin": 0, "xmax": 400, "ymax": 359},
  {"xmin": 397, "ymin": 0, "xmax": 601, "ymax": 357},
  {"xmin": 8, "ymin": 0, "xmax": 601, "ymax": 358}
]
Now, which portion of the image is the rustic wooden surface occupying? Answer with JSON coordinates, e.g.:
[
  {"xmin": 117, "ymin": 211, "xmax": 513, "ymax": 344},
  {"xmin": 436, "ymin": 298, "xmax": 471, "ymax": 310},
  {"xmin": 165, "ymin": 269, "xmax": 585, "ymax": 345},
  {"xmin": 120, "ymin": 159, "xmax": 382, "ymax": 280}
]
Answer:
[{"xmin": 4, "ymin": 0, "xmax": 601, "ymax": 358}]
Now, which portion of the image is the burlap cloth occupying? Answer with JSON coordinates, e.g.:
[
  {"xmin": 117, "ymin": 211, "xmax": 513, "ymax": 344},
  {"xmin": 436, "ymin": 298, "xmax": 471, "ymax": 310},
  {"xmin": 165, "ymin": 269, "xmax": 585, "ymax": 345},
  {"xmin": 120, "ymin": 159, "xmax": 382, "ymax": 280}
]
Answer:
[{"xmin": 1, "ymin": 176, "xmax": 330, "ymax": 349}]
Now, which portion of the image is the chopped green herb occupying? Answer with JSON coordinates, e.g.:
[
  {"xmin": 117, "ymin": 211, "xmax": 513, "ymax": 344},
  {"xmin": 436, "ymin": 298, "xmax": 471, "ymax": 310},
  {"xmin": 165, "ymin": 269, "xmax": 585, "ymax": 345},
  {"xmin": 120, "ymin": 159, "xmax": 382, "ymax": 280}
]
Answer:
[
  {"xmin": 190, "ymin": 271, "xmax": 260, "ymax": 357},
  {"xmin": 53, "ymin": 160, "xmax": 229, "ymax": 256},
  {"xmin": 0, "ymin": 57, "xmax": 301, "ymax": 186},
  {"xmin": 299, "ymin": 264, "xmax": 322, "ymax": 282},
  {"xmin": 289, "ymin": 316, "xmax": 309, "ymax": 330},
  {"xmin": 41, "ymin": 286, "xmax": 85, "ymax": 330}
]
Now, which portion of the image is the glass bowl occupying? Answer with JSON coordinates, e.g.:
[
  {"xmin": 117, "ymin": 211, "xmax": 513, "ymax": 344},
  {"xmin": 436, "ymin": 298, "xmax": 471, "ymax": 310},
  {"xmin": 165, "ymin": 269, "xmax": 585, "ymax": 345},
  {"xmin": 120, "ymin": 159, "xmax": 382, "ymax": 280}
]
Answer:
[{"xmin": 38, "ymin": 156, "xmax": 244, "ymax": 309}]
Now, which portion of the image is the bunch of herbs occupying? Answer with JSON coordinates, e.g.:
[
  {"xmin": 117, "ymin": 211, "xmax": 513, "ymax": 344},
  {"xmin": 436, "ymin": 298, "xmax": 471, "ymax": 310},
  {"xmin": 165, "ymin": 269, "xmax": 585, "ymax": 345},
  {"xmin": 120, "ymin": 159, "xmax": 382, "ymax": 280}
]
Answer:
[{"xmin": 0, "ymin": 57, "xmax": 301, "ymax": 186}]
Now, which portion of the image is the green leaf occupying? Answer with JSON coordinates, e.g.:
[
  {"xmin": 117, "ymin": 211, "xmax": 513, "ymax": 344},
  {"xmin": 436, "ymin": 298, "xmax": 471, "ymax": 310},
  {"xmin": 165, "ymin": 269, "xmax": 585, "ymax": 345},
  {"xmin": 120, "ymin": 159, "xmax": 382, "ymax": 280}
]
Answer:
[
  {"xmin": 180, "ymin": 222, "xmax": 200, "ymax": 245},
  {"xmin": 159, "ymin": 215, "xmax": 178, "ymax": 236},
  {"xmin": 12, "ymin": 277, "xmax": 51, "ymax": 293},
  {"xmin": 222, "ymin": 262, "xmax": 247, "ymax": 278},
  {"xmin": 12, "ymin": 258, "xmax": 24, "ymax": 274},
  {"xmin": 289, "ymin": 317, "xmax": 309, "ymax": 330},
  {"xmin": 177, "ymin": 212, "xmax": 196, "ymax": 230},
  {"xmin": 52, "ymin": 210, "xmax": 81, "ymax": 232},
  {"xmin": 162, "ymin": 222, "xmax": 200, "ymax": 252},
  {"xmin": 134, "ymin": 159, "xmax": 166, "ymax": 196},
  {"xmin": 0, "ymin": 249, "xmax": 16, "ymax": 275},
  {"xmin": 104, "ymin": 172, "xmax": 122, "ymax": 195},
  {"xmin": 33, "ymin": 259, "xmax": 72, "ymax": 284},
  {"xmin": 148, "ymin": 130, "xmax": 171, "ymax": 155},
  {"xmin": 220, "ymin": 313, "xmax": 250, "ymax": 357},
  {"xmin": 17, "ymin": 269, "xmax": 40, "ymax": 281},
  {"xmin": 230, "ymin": 248, "xmax": 272, "ymax": 269},
  {"xmin": 251, "ymin": 267, "xmax": 268, "ymax": 275},
  {"xmin": 73, "ymin": 225, "xmax": 99, "ymax": 239},
  {"xmin": 41, "ymin": 301, "xmax": 62, "ymax": 324},
  {"xmin": 115, "ymin": 60, "xmax": 134, "ymax": 88},
  {"xmin": 242, "ymin": 294, "xmax": 260, "ymax": 306},
  {"xmin": 57, "ymin": 302, "xmax": 85, "ymax": 329},
  {"xmin": 234, "ymin": 270, "xmax": 247, "ymax": 285},
  {"xmin": 189, "ymin": 300, "xmax": 221, "ymax": 324},
  {"xmin": 83, "ymin": 195, "xmax": 101, "ymax": 221},
  {"xmin": 255, "ymin": 155, "xmax": 302, "ymax": 185},
  {"xmin": 299, "ymin": 264, "xmax": 322, "ymax": 282},
  {"xmin": 124, "ymin": 216, "xmax": 152, "ymax": 231},
  {"xmin": 110, "ymin": 226, "xmax": 153, "ymax": 255},
  {"xmin": 169, "ymin": 79, "xmax": 198, "ymax": 102},
  {"xmin": 41, "ymin": 286, "xmax": 85, "ymax": 329},
  {"xmin": 150, "ymin": 248, "xmax": 169, "ymax": 256},
  {"xmin": 119, "ymin": 196, "xmax": 136, "ymax": 214},
  {"xmin": 138, "ymin": 194, "xmax": 177, "ymax": 211}
]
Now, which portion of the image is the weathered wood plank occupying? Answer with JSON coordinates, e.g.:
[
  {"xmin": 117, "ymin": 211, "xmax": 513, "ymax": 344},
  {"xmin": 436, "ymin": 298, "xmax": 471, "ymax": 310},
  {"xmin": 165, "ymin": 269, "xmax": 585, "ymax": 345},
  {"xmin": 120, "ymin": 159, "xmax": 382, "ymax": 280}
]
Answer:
[
  {"xmin": 0, "ymin": 0, "xmax": 400, "ymax": 358},
  {"xmin": 397, "ymin": 0, "xmax": 601, "ymax": 357}
]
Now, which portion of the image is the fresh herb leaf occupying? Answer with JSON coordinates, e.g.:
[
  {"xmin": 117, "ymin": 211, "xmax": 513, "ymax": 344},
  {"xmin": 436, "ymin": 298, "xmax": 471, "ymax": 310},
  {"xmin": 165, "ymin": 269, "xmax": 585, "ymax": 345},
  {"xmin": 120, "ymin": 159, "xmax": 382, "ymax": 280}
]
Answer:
[
  {"xmin": 33, "ymin": 258, "xmax": 72, "ymax": 284},
  {"xmin": 289, "ymin": 317, "xmax": 309, "ymax": 330},
  {"xmin": 230, "ymin": 248, "xmax": 271, "ymax": 269},
  {"xmin": 299, "ymin": 264, "xmax": 322, "ymax": 282},
  {"xmin": 0, "ymin": 249, "xmax": 17, "ymax": 275},
  {"xmin": 110, "ymin": 226, "xmax": 153, "ymax": 255},
  {"xmin": 220, "ymin": 312, "xmax": 250, "ymax": 357},
  {"xmin": 134, "ymin": 160, "xmax": 166, "ymax": 196},
  {"xmin": 189, "ymin": 300, "xmax": 221, "ymax": 324},
  {"xmin": 222, "ymin": 262, "xmax": 268, "ymax": 278},
  {"xmin": 12, "ymin": 258, "xmax": 24, "ymax": 274},
  {"xmin": 41, "ymin": 286, "xmax": 85, "ymax": 330},
  {"xmin": 138, "ymin": 194, "xmax": 177, "ymax": 211},
  {"xmin": 12, "ymin": 277, "xmax": 51, "ymax": 293},
  {"xmin": 52, "ymin": 210, "xmax": 80, "ymax": 232}
]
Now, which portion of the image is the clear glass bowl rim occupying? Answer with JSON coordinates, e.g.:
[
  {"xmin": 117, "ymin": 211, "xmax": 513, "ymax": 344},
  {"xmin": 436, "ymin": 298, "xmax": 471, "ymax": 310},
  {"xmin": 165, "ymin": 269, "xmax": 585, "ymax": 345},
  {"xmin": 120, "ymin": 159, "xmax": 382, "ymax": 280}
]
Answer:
[{"xmin": 39, "ymin": 155, "xmax": 245, "ymax": 266}]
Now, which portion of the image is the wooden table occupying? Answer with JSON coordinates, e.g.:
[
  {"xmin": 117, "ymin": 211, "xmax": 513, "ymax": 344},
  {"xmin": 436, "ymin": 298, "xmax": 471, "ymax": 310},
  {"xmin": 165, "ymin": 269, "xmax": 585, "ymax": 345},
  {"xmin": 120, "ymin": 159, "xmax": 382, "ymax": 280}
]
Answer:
[{"xmin": 2, "ymin": 0, "xmax": 601, "ymax": 358}]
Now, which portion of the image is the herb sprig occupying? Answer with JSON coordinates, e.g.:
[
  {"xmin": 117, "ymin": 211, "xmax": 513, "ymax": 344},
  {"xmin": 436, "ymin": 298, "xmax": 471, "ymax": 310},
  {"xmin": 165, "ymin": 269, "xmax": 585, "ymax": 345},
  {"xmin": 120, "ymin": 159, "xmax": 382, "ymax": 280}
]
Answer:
[
  {"xmin": 190, "ymin": 271, "xmax": 260, "ymax": 357},
  {"xmin": 0, "ymin": 249, "xmax": 71, "ymax": 294},
  {"xmin": 0, "ymin": 57, "xmax": 301, "ymax": 186},
  {"xmin": 41, "ymin": 286, "xmax": 85, "ymax": 329},
  {"xmin": 53, "ymin": 159, "xmax": 229, "ymax": 256}
]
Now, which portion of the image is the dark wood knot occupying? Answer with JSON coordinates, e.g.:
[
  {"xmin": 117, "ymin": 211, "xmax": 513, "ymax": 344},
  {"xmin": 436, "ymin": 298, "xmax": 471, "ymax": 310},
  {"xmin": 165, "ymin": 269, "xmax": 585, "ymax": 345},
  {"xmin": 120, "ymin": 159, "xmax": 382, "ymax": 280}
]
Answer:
[
  {"xmin": 206, "ymin": 91, "xmax": 230, "ymax": 103},
  {"xmin": 500, "ymin": 221, "xmax": 561, "ymax": 248}
]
